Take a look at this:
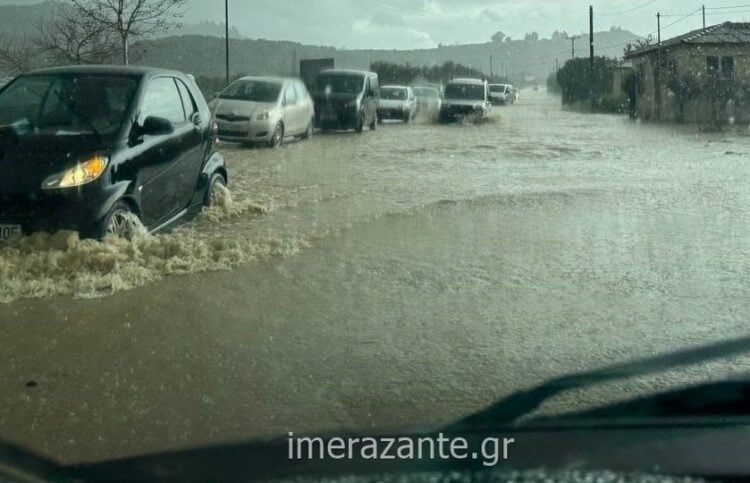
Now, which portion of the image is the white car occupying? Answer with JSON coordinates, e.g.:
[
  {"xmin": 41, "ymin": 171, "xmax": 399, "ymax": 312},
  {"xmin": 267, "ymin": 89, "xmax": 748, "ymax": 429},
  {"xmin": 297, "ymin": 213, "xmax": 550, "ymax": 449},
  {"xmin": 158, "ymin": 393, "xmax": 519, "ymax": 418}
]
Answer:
[
  {"xmin": 412, "ymin": 85, "xmax": 442, "ymax": 119},
  {"xmin": 439, "ymin": 78, "xmax": 491, "ymax": 122},
  {"xmin": 377, "ymin": 85, "xmax": 417, "ymax": 123},
  {"xmin": 488, "ymin": 84, "xmax": 514, "ymax": 106},
  {"xmin": 211, "ymin": 76, "xmax": 315, "ymax": 148}
]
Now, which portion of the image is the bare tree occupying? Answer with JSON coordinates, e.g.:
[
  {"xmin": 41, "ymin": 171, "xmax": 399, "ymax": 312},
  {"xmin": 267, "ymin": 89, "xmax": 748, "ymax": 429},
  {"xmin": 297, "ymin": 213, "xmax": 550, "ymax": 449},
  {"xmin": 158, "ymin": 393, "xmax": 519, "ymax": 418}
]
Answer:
[
  {"xmin": 623, "ymin": 35, "xmax": 654, "ymax": 56},
  {"xmin": 68, "ymin": 0, "xmax": 187, "ymax": 65},
  {"xmin": 0, "ymin": 33, "xmax": 39, "ymax": 75},
  {"xmin": 36, "ymin": 4, "xmax": 119, "ymax": 65}
]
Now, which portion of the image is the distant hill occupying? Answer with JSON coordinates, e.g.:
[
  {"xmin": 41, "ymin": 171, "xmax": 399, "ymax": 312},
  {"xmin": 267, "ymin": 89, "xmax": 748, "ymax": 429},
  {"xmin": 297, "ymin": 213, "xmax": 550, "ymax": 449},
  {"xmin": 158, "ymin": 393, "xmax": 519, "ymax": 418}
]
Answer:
[
  {"xmin": 0, "ymin": 0, "xmax": 56, "ymax": 34},
  {"xmin": 0, "ymin": 2, "xmax": 641, "ymax": 83},
  {"xmin": 131, "ymin": 29, "xmax": 641, "ymax": 85},
  {"xmin": 170, "ymin": 21, "xmax": 243, "ymax": 39}
]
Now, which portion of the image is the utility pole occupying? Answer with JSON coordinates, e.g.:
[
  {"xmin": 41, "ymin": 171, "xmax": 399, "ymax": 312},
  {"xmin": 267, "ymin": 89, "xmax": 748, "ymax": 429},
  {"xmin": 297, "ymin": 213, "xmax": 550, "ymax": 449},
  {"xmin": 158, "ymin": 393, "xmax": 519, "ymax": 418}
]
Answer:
[
  {"xmin": 490, "ymin": 55, "xmax": 494, "ymax": 78},
  {"xmin": 702, "ymin": 5, "xmax": 706, "ymax": 29},
  {"xmin": 568, "ymin": 35, "xmax": 580, "ymax": 59},
  {"xmin": 657, "ymin": 12, "xmax": 661, "ymax": 46},
  {"xmin": 589, "ymin": 5, "xmax": 594, "ymax": 109},
  {"xmin": 225, "ymin": 0, "xmax": 230, "ymax": 86},
  {"xmin": 656, "ymin": 12, "xmax": 662, "ymax": 120}
]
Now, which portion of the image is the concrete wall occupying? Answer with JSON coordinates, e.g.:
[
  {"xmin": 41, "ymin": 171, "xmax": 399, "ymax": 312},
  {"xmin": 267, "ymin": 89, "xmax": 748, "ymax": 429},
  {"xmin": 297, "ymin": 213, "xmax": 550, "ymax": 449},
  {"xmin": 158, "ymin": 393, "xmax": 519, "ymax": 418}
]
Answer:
[{"xmin": 630, "ymin": 44, "xmax": 750, "ymax": 124}]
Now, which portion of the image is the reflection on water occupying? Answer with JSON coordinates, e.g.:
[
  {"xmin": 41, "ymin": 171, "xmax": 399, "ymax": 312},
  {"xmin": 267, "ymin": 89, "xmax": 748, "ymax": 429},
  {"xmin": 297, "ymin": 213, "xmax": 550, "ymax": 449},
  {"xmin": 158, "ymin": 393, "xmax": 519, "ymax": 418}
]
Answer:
[
  {"xmin": 2, "ymin": 90, "xmax": 750, "ymax": 304},
  {"xmin": 4, "ymin": 89, "xmax": 750, "ymax": 464}
]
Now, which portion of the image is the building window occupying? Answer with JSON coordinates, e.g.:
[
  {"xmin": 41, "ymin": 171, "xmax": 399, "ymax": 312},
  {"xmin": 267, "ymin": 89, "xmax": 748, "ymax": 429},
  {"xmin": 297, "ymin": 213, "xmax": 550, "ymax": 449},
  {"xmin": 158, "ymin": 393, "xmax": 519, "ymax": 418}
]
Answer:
[
  {"xmin": 721, "ymin": 56, "xmax": 735, "ymax": 80},
  {"xmin": 707, "ymin": 56, "xmax": 720, "ymax": 79},
  {"xmin": 668, "ymin": 59, "xmax": 678, "ymax": 81}
]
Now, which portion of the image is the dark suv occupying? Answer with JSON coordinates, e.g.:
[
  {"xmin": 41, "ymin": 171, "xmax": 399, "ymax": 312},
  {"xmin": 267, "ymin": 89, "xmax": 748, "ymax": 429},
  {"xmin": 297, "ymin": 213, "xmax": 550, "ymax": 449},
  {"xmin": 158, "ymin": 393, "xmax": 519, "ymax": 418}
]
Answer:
[
  {"xmin": 0, "ymin": 65, "xmax": 227, "ymax": 240},
  {"xmin": 313, "ymin": 69, "xmax": 379, "ymax": 132}
]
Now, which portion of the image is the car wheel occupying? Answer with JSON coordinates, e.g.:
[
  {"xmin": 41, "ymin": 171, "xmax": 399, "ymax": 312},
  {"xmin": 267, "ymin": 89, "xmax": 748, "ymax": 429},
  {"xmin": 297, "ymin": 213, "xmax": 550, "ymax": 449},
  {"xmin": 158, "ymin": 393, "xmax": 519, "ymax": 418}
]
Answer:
[
  {"xmin": 355, "ymin": 111, "xmax": 365, "ymax": 133},
  {"xmin": 205, "ymin": 172, "xmax": 227, "ymax": 207},
  {"xmin": 268, "ymin": 122, "xmax": 284, "ymax": 148},
  {"xmin": 301, "ymin": 119, "xmax": 314, "ymax": 140},
  {"xmin": 102, "ymin": 201, "xmax": 139, "ymax": 240},
  {"xmin": 403, "ymin": 112, "xmax": 411, "ymax": 124}
]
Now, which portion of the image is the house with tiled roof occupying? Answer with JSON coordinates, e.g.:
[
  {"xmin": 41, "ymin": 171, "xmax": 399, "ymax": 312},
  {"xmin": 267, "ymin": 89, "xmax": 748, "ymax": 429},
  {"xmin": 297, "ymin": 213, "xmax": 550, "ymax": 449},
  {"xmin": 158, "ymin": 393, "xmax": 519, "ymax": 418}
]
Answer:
[{"xmin": 625, "ymin": 22, "xmax": 750, "ymax": 124}]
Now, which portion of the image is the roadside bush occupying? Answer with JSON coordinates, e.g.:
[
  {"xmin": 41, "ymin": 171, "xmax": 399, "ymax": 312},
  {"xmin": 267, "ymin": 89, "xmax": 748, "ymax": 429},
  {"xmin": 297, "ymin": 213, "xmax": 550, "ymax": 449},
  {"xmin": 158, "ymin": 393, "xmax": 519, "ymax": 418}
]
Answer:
[
  {"xmin": 595, "ymin": 94, "xmax": 628, "ymax": 114},
  {"xmin": 556, "ymin": 57, "xmax": 617, "ymax": 106}
]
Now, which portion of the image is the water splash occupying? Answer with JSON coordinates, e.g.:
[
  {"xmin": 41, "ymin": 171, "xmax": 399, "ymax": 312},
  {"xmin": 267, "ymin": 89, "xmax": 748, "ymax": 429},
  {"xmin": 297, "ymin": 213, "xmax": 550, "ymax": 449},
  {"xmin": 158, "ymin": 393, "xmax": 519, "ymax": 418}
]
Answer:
[
  {"xmin": 0, "ymin": 186, "xmax": 294, "ymax": 303},
  {"xmin": 201, "ymin": 183, "xmax": 269, "ymax": 222}
]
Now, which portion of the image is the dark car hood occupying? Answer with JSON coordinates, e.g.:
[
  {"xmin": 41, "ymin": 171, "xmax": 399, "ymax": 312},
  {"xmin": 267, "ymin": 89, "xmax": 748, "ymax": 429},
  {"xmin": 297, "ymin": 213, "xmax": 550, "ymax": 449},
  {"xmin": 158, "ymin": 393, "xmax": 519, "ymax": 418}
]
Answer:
[{"xmin": 0, "ymin": 132, "xmax": 108, "ymax": 195}]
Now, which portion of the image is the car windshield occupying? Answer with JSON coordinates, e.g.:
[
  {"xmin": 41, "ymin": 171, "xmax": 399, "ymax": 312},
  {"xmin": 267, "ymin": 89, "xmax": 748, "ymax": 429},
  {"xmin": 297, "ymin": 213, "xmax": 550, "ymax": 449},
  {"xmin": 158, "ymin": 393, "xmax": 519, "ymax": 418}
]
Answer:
[
  {"xmin": 381, "ymin": 87, "xmax": 407, "ymax": 100},
  {"xmin": 315, "ymin": 73, "xmax": 364, "ymax": 94},
  {"xmin": 219, "ymin": 80, "xmax": 281, "ymax": 102},
  {"xmin": 445, "ymin": 83, "xmax": 485, "ymax": 100},
  {"xmin": 3, "ymin": 1, "xmax": 750, "ymax": 479},
  {"xmin": 413, "ymin": 87, "xmax": 439, "ymax": 98},
  {"xmin": 0, "ymin": 74, "xmax": 138, "ymax": 137}
]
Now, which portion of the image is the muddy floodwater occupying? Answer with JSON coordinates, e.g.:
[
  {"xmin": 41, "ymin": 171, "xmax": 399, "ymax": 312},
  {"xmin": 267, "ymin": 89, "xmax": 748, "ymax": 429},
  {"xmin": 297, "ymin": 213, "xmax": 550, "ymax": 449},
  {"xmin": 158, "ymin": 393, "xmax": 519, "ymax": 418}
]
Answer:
[{"xmin": 2, "ymin": 89, "xmax": 750, "ymax": 464}]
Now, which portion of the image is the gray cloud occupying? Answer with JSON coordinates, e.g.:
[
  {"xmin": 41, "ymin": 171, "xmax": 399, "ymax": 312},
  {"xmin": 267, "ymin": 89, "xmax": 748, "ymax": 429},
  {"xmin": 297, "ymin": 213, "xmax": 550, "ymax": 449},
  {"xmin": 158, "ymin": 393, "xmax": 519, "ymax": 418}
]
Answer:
[{"xmin": 4, "ymin": 0, "xmax": 750, "ymax": 49}]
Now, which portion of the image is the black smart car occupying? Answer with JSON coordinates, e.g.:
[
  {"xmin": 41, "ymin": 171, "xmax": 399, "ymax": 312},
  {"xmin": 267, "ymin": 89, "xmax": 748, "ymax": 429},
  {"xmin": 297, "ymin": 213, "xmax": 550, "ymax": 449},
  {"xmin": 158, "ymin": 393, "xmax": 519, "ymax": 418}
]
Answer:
[{"xmin": 0, "ymin": 65, "xmax": 227, "ymax": 240}]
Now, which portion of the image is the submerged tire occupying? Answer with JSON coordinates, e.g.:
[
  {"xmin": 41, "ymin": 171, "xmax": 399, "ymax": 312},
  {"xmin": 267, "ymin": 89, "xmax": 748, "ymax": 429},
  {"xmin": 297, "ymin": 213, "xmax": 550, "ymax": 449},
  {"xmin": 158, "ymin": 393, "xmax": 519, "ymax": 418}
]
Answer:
[
  {"xmin": 355, "ymin": 112, "xmax": 365, "ymax": 133},
  {"xmin": 301, "ymin": 119, "xmax": 314, "ymax": 140},
  {"xmin": 268, "ymin": 122, "xmax": 284, "ymax": 148},
  {"xmin": 101, "ymin": 201, "xmax": 140, "ymax": 240},
  {"xmin": 205, "ymin": 171, "xmax": 227, "ymax": 207}
]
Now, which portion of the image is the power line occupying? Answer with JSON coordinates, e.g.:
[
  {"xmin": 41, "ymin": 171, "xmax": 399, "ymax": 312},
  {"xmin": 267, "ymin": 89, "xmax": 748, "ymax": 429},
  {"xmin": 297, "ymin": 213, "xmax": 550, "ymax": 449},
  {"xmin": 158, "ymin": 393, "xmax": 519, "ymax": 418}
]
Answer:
[
  {"xmin": 706, "ymin": 3, "xmax": 750, "ymax": 9},
  {"xmin": 599, "ymin": 0, "xmax": 659, "ymax": 16},
  {"xmin": 661, "ymin": 3, "xmax": 750, "ymax": 16},
  {"xmin": 661, "ymin": 7, "xmax": 703, "ymax": 30}
]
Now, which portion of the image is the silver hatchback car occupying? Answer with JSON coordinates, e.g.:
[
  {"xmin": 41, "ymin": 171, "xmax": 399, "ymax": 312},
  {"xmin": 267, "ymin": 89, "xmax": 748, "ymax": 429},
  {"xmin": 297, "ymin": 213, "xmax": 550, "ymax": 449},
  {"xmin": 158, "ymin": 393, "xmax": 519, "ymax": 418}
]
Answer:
[{"xmin": 211, "ymin": 76, "xmax": 315, "ymax": 148}]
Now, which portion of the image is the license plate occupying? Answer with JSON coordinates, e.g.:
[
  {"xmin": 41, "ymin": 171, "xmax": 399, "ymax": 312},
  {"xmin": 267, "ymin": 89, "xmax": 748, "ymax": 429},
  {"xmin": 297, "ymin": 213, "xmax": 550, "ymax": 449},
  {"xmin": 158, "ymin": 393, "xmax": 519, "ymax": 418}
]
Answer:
[
  {"xmin": 219, "ymin": 123, "xmax": 246, "ymax": 133},
  {"xmin": 0, "ymin": 224, "xmax": 22, "ymax": 241}
]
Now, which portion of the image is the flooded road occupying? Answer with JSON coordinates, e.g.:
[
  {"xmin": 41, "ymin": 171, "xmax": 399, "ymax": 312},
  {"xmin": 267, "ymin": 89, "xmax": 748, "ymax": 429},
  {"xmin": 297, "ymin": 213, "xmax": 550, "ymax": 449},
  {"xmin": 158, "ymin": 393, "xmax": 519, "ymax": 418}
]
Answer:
[{"xmin": 2, "ymin": 89, "xmax": 750, "ymax": 464}]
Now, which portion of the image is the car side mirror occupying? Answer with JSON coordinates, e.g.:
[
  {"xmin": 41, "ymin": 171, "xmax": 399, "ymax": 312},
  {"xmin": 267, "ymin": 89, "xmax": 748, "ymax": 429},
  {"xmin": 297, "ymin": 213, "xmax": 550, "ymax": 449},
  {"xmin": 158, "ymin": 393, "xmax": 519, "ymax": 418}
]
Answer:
[{"xmin": 140, "ymin": 116, "xmax": 174, "ymax": 136}]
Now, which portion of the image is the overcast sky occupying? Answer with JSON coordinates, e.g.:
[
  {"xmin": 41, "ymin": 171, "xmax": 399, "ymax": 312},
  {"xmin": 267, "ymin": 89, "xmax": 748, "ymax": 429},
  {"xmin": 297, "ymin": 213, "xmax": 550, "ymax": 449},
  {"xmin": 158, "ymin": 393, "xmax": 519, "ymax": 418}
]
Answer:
[
  {"xmin": 5, "ymin": 0, "xmax": 750, "ymax": 49},
  {"xmin": 186, "ymin": 0, "xmax": 750, "ymax": 48}
]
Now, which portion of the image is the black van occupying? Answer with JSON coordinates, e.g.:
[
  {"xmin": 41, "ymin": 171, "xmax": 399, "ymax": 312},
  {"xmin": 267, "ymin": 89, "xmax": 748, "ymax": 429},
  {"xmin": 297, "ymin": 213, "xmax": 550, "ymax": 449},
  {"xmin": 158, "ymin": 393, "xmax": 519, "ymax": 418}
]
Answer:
[{"xmin": 313, "ymin": 69, "xmax": 379, "ymax": 132}]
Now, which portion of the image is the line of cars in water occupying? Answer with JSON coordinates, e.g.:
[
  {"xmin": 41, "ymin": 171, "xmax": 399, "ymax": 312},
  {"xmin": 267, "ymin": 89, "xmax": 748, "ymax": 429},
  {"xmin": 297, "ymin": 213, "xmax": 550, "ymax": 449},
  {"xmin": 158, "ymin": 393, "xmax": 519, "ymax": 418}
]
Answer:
[
  {"xmin": 210, "ymin": 69, "xmax": 518, "ymax": 147},
  {"xmin": 0, "ymin": 65, "xmax": 517, "ymax": 242}
]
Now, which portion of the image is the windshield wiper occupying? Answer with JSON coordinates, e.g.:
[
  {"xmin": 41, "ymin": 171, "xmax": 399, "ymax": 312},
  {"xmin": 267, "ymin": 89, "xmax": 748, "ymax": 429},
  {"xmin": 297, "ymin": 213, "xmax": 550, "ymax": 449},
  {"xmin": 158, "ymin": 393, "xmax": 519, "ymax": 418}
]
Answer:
[{"xmin": 448, "ymin": 334, "xmax": 750, "ymax": 431}]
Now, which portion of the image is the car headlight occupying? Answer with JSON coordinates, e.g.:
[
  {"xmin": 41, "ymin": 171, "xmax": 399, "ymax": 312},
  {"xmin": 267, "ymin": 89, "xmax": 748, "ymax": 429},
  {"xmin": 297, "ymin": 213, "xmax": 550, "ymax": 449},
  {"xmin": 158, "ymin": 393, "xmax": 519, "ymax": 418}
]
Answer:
[
  {"xmin": 42, "ymin": 155, "xmax": 108, "ymax": 190},
  {"xmin": 257, "ymin": 110, "xmax": 271, "ymax": 121}
]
